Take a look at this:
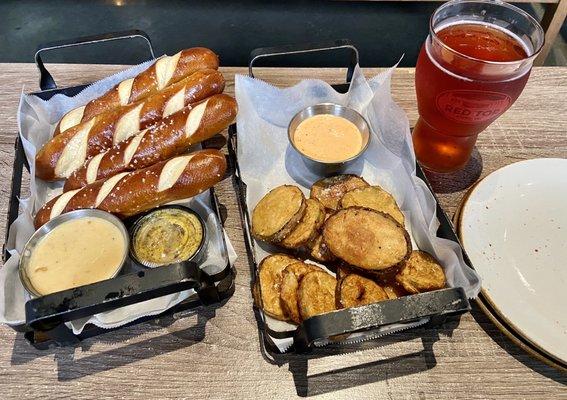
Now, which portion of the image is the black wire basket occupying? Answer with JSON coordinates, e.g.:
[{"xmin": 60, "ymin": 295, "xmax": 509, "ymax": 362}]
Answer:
[
  {"xmin": 228, "ymin": 39, "xmax": 471, "ymax": 355},
  {"xmin": 3, "ymin": 30, "xmax": 235, "ymax": 349}
]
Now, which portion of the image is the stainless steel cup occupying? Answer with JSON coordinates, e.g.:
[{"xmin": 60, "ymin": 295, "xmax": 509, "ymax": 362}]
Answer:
[
  {"xmin": 19, "ymin": 209, "xmax": 129, "ymax": 298},
  {"xmin": 288, "ymin": 103, "xmax": 371, "ymax": 175},
  {"xmin": 129, "ymin": 205, "xmax": 208, "ymax": 268}
]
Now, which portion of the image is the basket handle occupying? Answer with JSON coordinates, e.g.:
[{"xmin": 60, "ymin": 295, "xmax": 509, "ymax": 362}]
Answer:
[
  {"xmin": 3, "ymin": 137, "xmax": 28, "ymax": 262},
  {"xmin": 293, "ymin": 287, "xmax": 470, "ymax": 352},
  {"xmin": 35, "ymin": 29, "xmax": 155, "ymax": 91},
  {"xmin": 248, "ymin": 39, "xmax": 359, "ymax": 84},
  {"xmin": 24, "ymin": 261, "xmax": 219, "ymax": 333}
]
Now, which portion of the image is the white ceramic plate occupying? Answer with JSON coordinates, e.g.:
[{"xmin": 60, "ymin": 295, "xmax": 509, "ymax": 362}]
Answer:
[{"xmin": 458, "ymin": 158, "xmax": 567, "ymax": 364}]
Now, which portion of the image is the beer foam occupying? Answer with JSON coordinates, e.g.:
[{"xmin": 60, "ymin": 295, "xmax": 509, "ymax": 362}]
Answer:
[
  {"xmin": 436, "ymin": 20, "xmax": 532, "ymax": 54},
  {"xmin": 425, "ymin": 21, "xmax": 532, "ymax": 83}
]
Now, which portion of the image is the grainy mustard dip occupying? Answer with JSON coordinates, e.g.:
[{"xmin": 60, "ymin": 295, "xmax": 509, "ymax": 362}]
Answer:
[{"xmin": 132, "ymin": 208, "xmax": 203, "ymax": 267}]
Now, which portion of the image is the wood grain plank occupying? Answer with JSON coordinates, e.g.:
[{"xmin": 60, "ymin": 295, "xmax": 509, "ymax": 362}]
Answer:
[{"xmin": 0, "ymin": 64, "xmax": 565, "ymax": 399}]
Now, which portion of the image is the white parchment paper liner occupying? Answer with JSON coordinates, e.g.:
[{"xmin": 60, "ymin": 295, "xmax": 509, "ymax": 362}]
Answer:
[
  {"xmin": 235, "ymin": 65, "xmax": 481, "ymax": 352},
  {"xmin": 0, "ymin": 59, "xmax": 236, "ymax": 334}
]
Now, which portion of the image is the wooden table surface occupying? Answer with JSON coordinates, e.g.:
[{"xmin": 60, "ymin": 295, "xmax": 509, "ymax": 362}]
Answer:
[{"xmin": 0, "ymin": 64, "xmax": 565, "ymax": 399}]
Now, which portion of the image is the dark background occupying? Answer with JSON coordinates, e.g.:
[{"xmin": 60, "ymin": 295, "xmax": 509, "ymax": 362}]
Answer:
[{"xmin": 0, "ymin": 0, "xmax": 562, "ymax": 67}]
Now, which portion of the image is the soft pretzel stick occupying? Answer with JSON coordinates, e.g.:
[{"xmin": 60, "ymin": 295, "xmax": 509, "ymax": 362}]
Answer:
[
  {"xmin": 54, "ymin": 47, "xmax": 219, "ymax": 135},
  {"xmin": 36, "ymin": 69, "xmax": 225, "ymax": 181},
  {"xmin": 63, "ymin": 94, "xmax": 237, "ymax": 191},
  {"xmin": 34, "ymin": 149, "xmax": 227, "ymax": 228}
]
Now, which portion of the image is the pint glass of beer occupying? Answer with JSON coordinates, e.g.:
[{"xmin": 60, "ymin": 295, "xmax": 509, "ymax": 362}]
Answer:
[{"xmin": 413, "ymin": 0, "xmax": 544, "ymax": 173}]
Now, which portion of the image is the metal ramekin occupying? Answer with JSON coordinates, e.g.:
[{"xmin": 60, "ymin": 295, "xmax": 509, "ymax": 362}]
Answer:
[
  {"xmin": 19, "ymin": 209, "xmax": 129, "ymax": 298},
  {"xmin": 288, "ymin": 103, "xmax": 371, "ymax": 175},
  {"xmin": 129, "ymin": 205, "xmax": 208, "ymax": 268}
]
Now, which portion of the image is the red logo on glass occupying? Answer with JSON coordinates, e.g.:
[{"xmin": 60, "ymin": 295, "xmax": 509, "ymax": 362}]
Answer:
[{"xmin": 436, "ymin": 90, "xmax": 512, "ymax": 124}]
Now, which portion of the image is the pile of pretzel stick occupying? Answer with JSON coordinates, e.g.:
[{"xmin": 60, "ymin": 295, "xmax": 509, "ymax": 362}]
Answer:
[{"xmin": 33, "ymin": 47, "xmax": 237, "ymax": 229}]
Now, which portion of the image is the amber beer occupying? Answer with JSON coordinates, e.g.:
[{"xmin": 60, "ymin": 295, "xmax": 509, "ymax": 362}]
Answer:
[{"xmin": 413, "ymin": 0, "xmax": 544, "ymax": 173}]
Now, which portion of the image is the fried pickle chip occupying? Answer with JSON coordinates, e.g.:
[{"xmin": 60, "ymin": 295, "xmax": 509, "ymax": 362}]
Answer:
[
  {"xmin": 257, "ymin": 254, "xmax": 300, "ymax": 320},
  {"xmin": 340, "ymin": 186, "xmax": 405, "ymax": 225},
  {"xmin": 395, "ymin": 250, "xmax": 446, "ymax": 294},
  {"xmin": 382, "ymin": 282, "xmax": 408, "ymax": 299},
  {"xmin": 252, "ymin": 281, "xmax": 261, "ymax": 307},
  {"xmin": 337, "ymin": 261, "xmax": 394, "ymax": 285},
  {"xmin": 336, "ymin": 263, "xmax": 362, "ymax": 280},
  {"xmin": 308, "ymin": 234, "xmax": 336, "ymax": 262},
  {"xmin": 337, "ymin": 274, "xmax": 389, "ymax": 309},
  {"xmin": 252, "ymin": 185, "xmax": 306, "ymax": 242},
  {"xmin": 298, "ymin": 271, "xmax": 337, "ymax": 320},
  {"xmin": 323, "ymin": 207, "xmax": 411, "ymax": 271},
  {"xmin": 336, "ymin": 264, "xmax": 351, "ymax": 280},
  {"xmin": 280, "ymin": 198, "xmax": 325, "ymax": 249},
  {"xmin": 280, "ymin": 262, "xmax": 322, "ymax": 324},
  {"xmin": 352, "ymin": 261, "xmax": 406, "ymax": 281},
  {"xmin": 310, "ymin": 175, "xmax": 369, "ymax": 211}
]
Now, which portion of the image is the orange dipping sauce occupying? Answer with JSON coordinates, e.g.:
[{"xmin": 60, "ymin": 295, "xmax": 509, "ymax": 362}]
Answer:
[{"xmin": 293, "ymin": 115, "xmax": 362, "ymax": 162}]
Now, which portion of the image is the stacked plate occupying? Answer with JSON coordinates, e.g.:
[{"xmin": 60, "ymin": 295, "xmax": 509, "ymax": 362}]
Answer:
[{"xmin": 455, "ymin": 158, "xmax": 567, "ymax": 371}]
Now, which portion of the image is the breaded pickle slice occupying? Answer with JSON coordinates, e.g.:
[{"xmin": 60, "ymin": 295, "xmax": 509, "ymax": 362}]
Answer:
[
  {"xmin": 323, "ymin": 207, "xmax": 411, "ymax": 271},
  {"xmin": 280, "ymin": 262, "xmax": 322, "ymax": 324},
  {"xmin": 256, "ymin": 253, "xmax": 300, "ymax": 320},
  {"xmin": 340, "ymin": 185, "xmax": 405, "ymax": 225},
  {"xmin": 280, "ymin": 198, "xmax": 325, "ymax": 249},
  {"xmin": 252, "ymin": 185, "xmax": 306, "ymax": 242},
  {"xmin": 382, "ymin": 282, "xmax": 408, "ymax": 299},
  {"xmin": 336, "ymin": 274, "xmax": 388, "ymax": 309},
  {"xmin": 308, "ymin": 234, "xmax": 336, "ymax": 263},
  {"xmin": 395, "ymin": 250, "xmax": 446, "ymax": 294},
  {"xmin": 298, "ymin": 271, "xmax": 337, "ymax": 320},
  {"xmin": 337, "ymin": 261, "xmax": 403, "ymax": 282},
  {"xmin": 336, "ymin": 263, "xmax": 354, "ymax": 280},
  {"xmin": 310, "ymin": 174, "xmax": 368, "ymax": 211}
]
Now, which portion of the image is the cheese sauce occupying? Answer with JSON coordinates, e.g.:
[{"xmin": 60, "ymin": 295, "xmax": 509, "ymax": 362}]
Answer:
[
  {"xmin": 294, "ymin": 114, "xmax": 363, "ymax": 162},
  {"xmin": 27, "ymin": 217, "xmax": 126, "ymax": 295}
]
